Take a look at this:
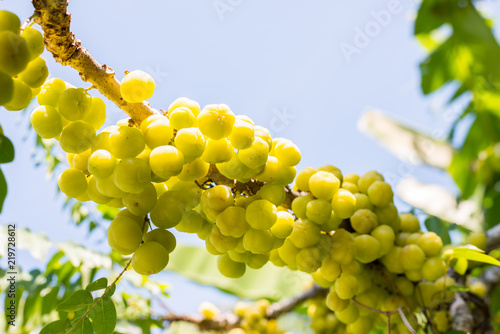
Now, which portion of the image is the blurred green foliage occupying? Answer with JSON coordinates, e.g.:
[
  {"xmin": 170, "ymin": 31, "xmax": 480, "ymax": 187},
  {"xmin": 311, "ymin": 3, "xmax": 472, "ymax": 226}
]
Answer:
[{"xmin": 416, "ymin": 0, "xmax": 500, "ymax": 231}]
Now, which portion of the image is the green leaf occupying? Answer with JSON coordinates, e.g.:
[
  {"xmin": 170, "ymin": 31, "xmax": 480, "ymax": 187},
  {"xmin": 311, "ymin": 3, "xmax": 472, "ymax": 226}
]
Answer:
[
  {"xmin": 86, "ymin": 278, "xmax": 108, "ymax": 292},
  {"xmin": 167, "ymin": 245, "xmax": 309, "ymax": 300},
  {"xmin": 0, "ymin": 168, "xmax": 6, "ymax": 213},
  {"xmin": 0, "ymin": 135, "xmax": 14, "ymax": 163},
  {"xmin": 22, "ymin": 288, "xmax": 41, "ymax": 326},
  {"xmin": 453, "ymin": 248, "xmax": 500, "ymax": 266},
  {"xmin": 97, "ymin": 204, "xmax": 120, "ymax": 221},
  {"xmin": 71, "ymin": 316, "xmax": 94, "ymax": 334},
  {"xmin": 88, "ymin": 297, "xmax": 116, "ymax": 334},
  {"xmin": 446, "ymin": 285, "xmax": 469, "ymax": 293},
  {"xmin": 420, "ymin": 38, "xmax": 454, "ymax": 94},
  {"xmin": 425, "ymin": 216, "xmax": 451, "ymax": 245},
  {"xmin": 56, "ymin": 290, "xmax": 93, "ymax": 312},
  {"xmin": 451, "ymin": 257, "xmax": 468, "ymax": 275},
  {"xmin": 485, "ymin": 189, "xmax": 500, "ymax": 230},
  {"xmin": 103, "ymin": 284, "xmax": 116, "ymax": 298},
  {"xmin": 40, "ymin": 319, "xmax": 72, "ymax": 334},
  {"xmin": 448, "ymin": 116, "xmax": 490, "ymax": 199},
  {"xmin": 414, "ymin": 0, "xmax": 450, "ymax": 35},
  {"xmin": 42, "ymin": 286, "xmax": 60, "ymax": 315}
]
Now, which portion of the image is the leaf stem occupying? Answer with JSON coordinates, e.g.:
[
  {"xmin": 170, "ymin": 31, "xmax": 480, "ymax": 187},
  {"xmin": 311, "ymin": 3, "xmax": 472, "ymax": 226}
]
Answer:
[{"xmin": 65, "ymin": 258, "xmax": 132, "ymax": 334}]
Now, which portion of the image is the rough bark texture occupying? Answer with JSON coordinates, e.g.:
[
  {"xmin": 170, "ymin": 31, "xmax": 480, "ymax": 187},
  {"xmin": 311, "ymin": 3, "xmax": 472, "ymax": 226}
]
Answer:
[
  {"xmin": 450, "ymin": 293, "xmax": 474, "ymax": 333},
  {"xmin": 449, "ymin": 230, "xmax": 500, "ymax": 333},
  {"xmin": 487, "ymin": 224, "xmax": 500, "ymax": 251},
  {"xmin": 32, "ymin": 0, "xmax": 156, "ymax": 124}
]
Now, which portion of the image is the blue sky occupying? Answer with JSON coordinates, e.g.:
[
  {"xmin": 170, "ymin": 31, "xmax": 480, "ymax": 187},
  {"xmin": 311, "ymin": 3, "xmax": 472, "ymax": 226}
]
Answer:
[{"xmin": 2, "ymin": 0, "xmax": 500, "ymax": 317}]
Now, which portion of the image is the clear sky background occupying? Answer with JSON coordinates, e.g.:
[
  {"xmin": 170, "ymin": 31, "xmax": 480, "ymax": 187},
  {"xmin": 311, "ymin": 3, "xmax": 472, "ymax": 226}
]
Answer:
[{"xmin": 2, "ymin": 0, "xmax": 500, "ymax": 320}]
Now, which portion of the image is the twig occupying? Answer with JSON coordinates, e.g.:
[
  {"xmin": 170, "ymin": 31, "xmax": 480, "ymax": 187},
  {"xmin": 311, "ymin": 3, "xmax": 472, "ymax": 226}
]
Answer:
[
  {"xmin": 487, "ymin": 224, "xmax": 500, "ymax": 252},
  {"xmin": 31, "ymin": 0, "xmax": 156, "ymax": 124},
  {"xmin": 351, "ymin": 298, "xmax": 398, "ymax": 316},
  {"xmin": 450, "ymin": 293, "xmax": 473, "ymax": 334},
  {"xmin": 372, "ymin": 263, "xmax": 422, "ymax": 329},
  {"xmin": 163, "ymin": 313, "xmax": 240, "ymax": 331},
  {"xmin": 397, "ymin": 308, "xmax": 417, "ymax": 334},
  {"xmin": 163, "ymin": 285, "xmax": 328, "ymax": 331},
  {"xmin": 351, "ymin": 300, "xmax": 417, "ymax": 334},
  {"xmin": 266, "ymin": 284, "xmax": 327, "ymax": 319},
  {"xmin": 66, "ymin": 258, "xmax": 132, "ymax": 334}
]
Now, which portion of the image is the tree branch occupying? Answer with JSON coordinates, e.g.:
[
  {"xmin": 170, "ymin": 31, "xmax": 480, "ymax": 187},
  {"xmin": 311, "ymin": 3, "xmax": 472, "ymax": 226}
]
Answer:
[
  {"xmin": 450, "ymin": 228, "xmax": 500, "ymax": 332},
  {"xmin": 31, "ymin": 0, "xmax": 155, "ymax": 124},
  {"xmin": 266, "ymin": 284, "xmax": 327, "ymax": 319},
  {"xmin": 202, "ymin": 164, "xmax": 301, "ymax": 211},
  {"xmin": 163, "ymin": 313, "xmax": 241, "ymax": 331},
  {"xmin": 162, "ymin": 285, "xmax": 327, "ymax": 331},
  {"xmin": 487, "ymin": 224, "xmax": 500, "ymax": 251},
  {"xmin": 450, "ymin": 293, "xmax": 474, "ymax": 333}
]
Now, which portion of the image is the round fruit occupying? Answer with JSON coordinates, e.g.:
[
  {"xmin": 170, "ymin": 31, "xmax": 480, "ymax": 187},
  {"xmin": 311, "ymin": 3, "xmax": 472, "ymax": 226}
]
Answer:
[
  {"xmin": 353, "ymin": 235, "xmax": 380, "ymax": 263},
  {"xmin": 0, "ymin": 11, "xmax": 21, "ymax": 34},
  {"xmin": 150, "ymin": 191, "xmax": 186, "ymax": 228},
  {"xmin": 58, "ymin": 167, "xmax": 87, "ymax": 198},
  {"xmin": 107, "ymin": 216, "xmax": 143, "ymax": 255},
  {"xmin": 367, "ymin": 181, "xmax": 393, "ymax": 207},
  {"xmin": 216, "ymin": 206, "xmax": 249, "ymax": 238},
  {"xmin": 21, "ymin": 26, "xmax": 44, "ymax": 60},
  {"xmin": 113, "ymin": 158, "xmax": 151, "ymax": 193},
  {"xmin": 149, "ymin": 145, "xmax": 184, "ymax": 179},
  {"xmin": 400, "ymin": 244, "xmax": 426, "ymax": 271},
  {"xmin": 132, "ymin": 241, "xmax": 169, "ymax": 275},
  {"xmin": 197, "ymin": 104, "xmax": 235, "ymax": 140},
  {"xmin": 59, "ymin": 121, "xmax": 96, "ymax": 154},
  {"xmin": 308, "ymin": 171, "xmax": 340, "ymax": 200},
  {"xmin": 18, "ymin": 56, "xmax": 48, "ymax": 88},
  {"xmin": 331, "ymin": 188, "xmax": 356, "ymax": 219},
  {"xmin": 270, "ymin": 211, "xmax": 294, "ymax": 239},
  {"xmin": 350, "ymin": 209, "xmax": 378, "ymax": 234},
  {"xmin": 83, "ymin": 97, "xmax": 106, "ymax": 130},
  {"xmin": 143, "ymin": 228, "xmax": 176, "ymax": 253},
  {"xmin": 30, "ymin": 105, "xmax": 63, "ymax": 139},
  {"xmin": 88, "ymin": 149, "xmax": 117, "ymax": 179},
  {"xmin": 243, "ymin": 228, "xmax": 274, "ymax": 254},
  {"xmin": 0, "ymin": 71, "xmax": 13, "ymax": 105},
  {"xmin": 0, "ymin": 31, "xmax": 30, "ymax": 76},
  {"xmin": 416, "ymin": 232, "xmax": 443, "ymax": 257},
  {"xmin": 421, "ymin": 257, "xmax": 446, "ymax": 281},
  {"xmin": 109, "ymin": 126, "xmax": 145, "ymax": 159},
  {"xmin": 217, "ymin": 253, "xmax": 246, "ymax": 278},
  {"xmin": 120, "ymin": 70, "xmax": 155, "ymax": 103},
  {"xmin": 245, "ymin": 199, "xmax": 277, "ymax": 230},
  {"xmin": 122, "ymin": 183, "xmax": 157, "ymax": 216},
  {"xmin": 3, "ymin": 79, "xmax": 32, "ymax": 111},
  {"xmin": 58, "ymin": 88, "xmax": 93, "ymax": 121}
]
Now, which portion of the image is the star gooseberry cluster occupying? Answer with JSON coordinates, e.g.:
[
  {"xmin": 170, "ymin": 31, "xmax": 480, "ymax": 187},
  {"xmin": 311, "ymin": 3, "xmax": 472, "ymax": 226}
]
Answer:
[
  {"xmin": 3, "ymin": 7, "xmax": 455, "ymax": 332},
  {"xmin": 0, "ymin": 10, "xmax": 48, "ymax": 110},
  {"xmin": 31, "ymin": 71, "xmax": 455, "ymax": 332},
  {"xmin": 30, "ymin": 66, "xmax": 307, "ymax": 276}
]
